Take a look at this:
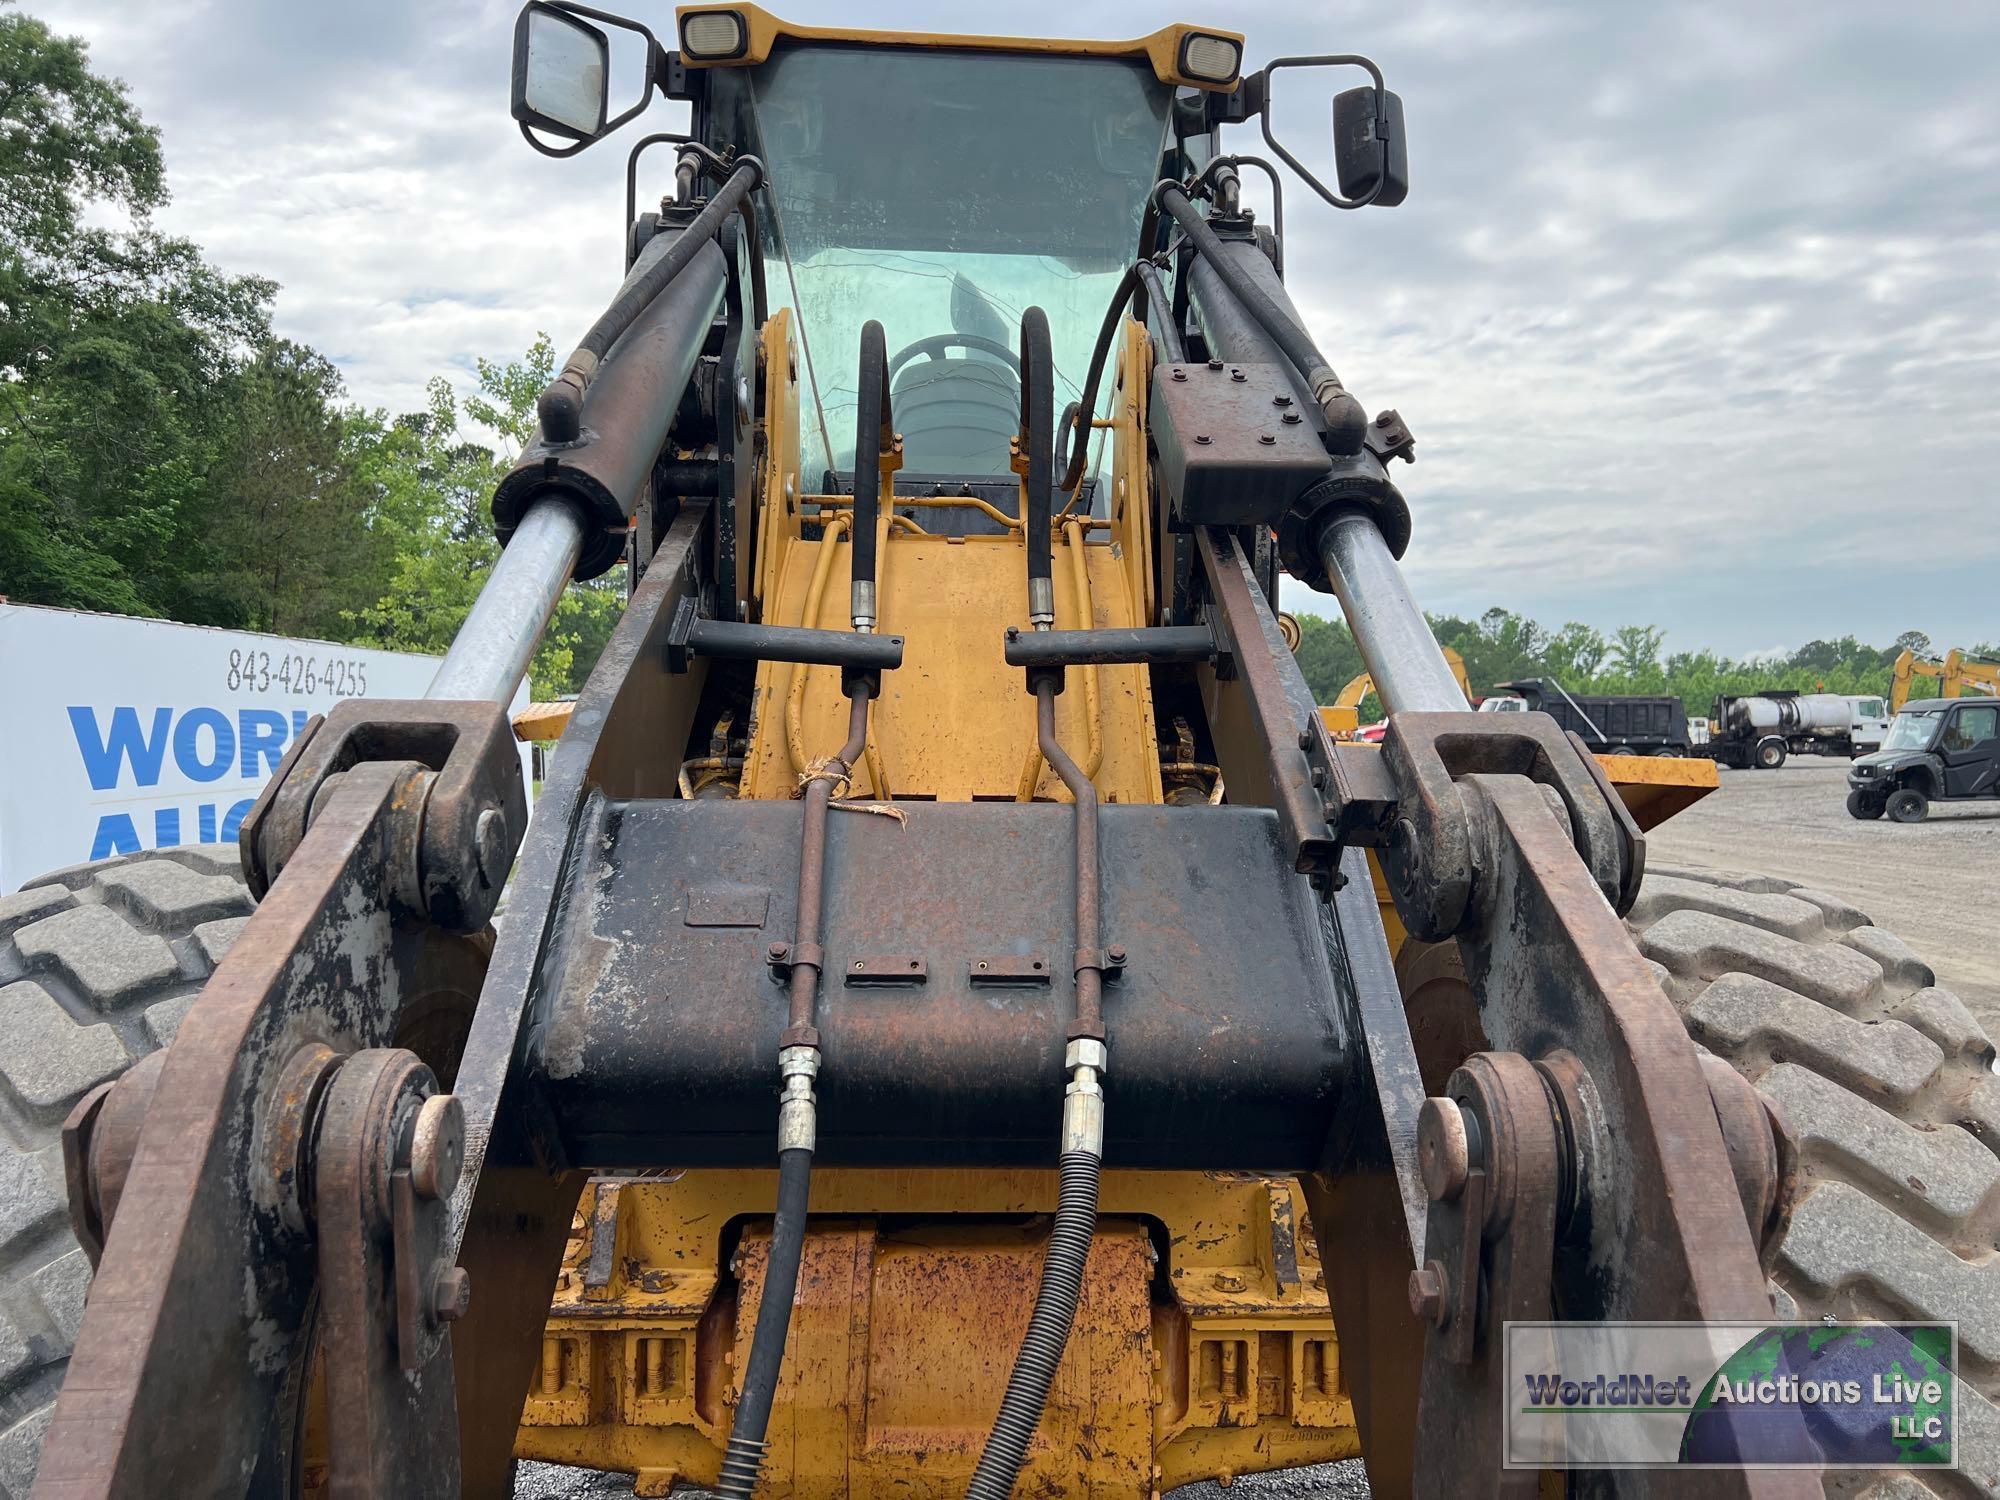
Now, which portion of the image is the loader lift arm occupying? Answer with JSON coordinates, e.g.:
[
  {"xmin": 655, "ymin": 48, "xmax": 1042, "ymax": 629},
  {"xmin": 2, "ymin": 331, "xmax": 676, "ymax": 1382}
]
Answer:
[{"xmin": 36, "ymin": 38, "xmax": 1807, "ymax": 1500}]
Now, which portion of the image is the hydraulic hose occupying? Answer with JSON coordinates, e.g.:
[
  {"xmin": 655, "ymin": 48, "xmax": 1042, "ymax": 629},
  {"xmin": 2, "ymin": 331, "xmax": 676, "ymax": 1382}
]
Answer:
[
  {"xmin": 1133, "ymin": 260, "xmax": 1186, "ymax": 364},
  {"xmin": 539, "ymin": 156, "xmax": 763, "ymax": 443},
  {"xmin": 716, "ymin": 1142, "xmax": 812, "ymax": 1500},
  {"xmin": 1052, "ymin": 263, "xmax": 1142, "ymax": 497},
  {"xmin": 717, "ymin": 688, "xmax": 871, "ymax": 1500},
  {"xmin": 963, "ymin": 1152, "xmax": 1101, "ymax": 1500},
  {"xmin": 852, "ymin": 319, "xmax": 892, "ymax": 631},
  {"xmin": 1153, "ymin": 182, "xmax": 1368, "ymax": 456},
  {"xmin": 967, "ymin": 679, "xmax": 1107, "ymax": 1500},
  {"xmin": 1019, "ymin": 307, "xmax": 1055, "ymax": 626}
]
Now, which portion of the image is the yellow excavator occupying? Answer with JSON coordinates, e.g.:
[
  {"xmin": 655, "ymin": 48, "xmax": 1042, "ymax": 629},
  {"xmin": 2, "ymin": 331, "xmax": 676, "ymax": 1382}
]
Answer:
[
  {"xmin": 1890, "ymin": 646, "xmax": 2000, "ymax": 712},
  {"xmin": 14, "ymin": 9, "xmax": 1992, "ymax": 1500},
  {"xmin": 1319, "ymin": 645, "xmax": 1469, "ymax": 736}
]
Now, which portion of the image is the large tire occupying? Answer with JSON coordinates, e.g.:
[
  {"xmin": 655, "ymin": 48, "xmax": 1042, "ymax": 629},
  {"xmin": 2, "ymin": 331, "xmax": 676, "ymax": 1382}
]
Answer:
[
  {"xmin": 0, "ymin": 846, "xmax": 254, "ymax": 1497},
  {"xmin": 1756, "ymin": 737, "xmax": 1788, "ymax": 770},
  {"xmin": 0, "ymin": 847, "xmax": 485, "ymax": 1499},
  {"xmin": 1628, "ymin": 867, "xmax": 2000, "ymax": 1496}
]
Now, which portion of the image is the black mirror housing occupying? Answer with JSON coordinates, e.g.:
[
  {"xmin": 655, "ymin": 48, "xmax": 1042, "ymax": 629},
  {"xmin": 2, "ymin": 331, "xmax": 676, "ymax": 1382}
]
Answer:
[
  {"xmin": 513, "ymin": 2, "xmax": 611, "ymax": 143},
  {"xmin": 1332, "ymin": 86, "xmax": 1408, "ymax": 207}
]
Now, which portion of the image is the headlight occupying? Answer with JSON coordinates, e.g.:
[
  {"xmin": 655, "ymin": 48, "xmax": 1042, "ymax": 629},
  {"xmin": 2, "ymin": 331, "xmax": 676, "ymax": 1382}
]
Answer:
[
  {"xmin": 1178, "ymin": 32, "xmax": 1241, "ymax": 86},
  {"xmin": 680, "ymin": 9, "xmax": 748, "ymax": 60}
]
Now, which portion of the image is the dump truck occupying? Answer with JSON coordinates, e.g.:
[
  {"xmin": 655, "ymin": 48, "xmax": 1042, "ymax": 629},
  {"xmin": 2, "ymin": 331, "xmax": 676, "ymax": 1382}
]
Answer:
[
  {"xmin": 1484, "ymin": 678, "xmax": 1691, "ymax": 755},
  {"xmin": 7, "ymin": 8, "xmax": 1993, "ymax": 1499}
]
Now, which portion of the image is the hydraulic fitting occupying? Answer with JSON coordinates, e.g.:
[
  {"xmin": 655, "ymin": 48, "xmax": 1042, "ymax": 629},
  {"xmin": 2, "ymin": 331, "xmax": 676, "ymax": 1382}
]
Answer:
[
  {"xmin": 1027, "ymin": 576, "xmax": 1056, "ymax": 630},
  {"xmin": 777, "ymin": 1045, "xmax": 820, "ymax": 1154},
  {"xmin": 1061, "ymin": 1037, "xmax": 1108, "ymax": 1158},
  {"xmin": 850, "ymin": 579, "xmax": 877, "ymax": 635}
]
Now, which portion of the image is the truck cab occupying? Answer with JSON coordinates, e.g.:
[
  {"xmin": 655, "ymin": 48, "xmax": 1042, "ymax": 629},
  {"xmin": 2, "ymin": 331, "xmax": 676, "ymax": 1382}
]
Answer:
[
  {"xmin": 1846, "ymin": 696, "xmax": 2000, "ymax": 822},
  {"xmin": 1843, "ymin": 694, "xmax": 1889, "ymax": 755}
]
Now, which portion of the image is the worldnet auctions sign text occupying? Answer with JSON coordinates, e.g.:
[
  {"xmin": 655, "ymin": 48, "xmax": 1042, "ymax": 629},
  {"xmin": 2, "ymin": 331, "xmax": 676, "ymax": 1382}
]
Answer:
[
  {"xmin": 0, "ymin": 604, "xmax": 529, "ymax": 893},
  {"xmin": 1506, "ymin": 1320, "xmax": 1957, "ymax": 1471}
]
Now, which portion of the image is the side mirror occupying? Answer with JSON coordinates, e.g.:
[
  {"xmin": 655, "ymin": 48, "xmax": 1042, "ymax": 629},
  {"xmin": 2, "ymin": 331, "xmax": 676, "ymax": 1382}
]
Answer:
[
  {"xmin": 1257, "ymin": 55, "xmax": 1408, "ymax": 211},
  {"xmin": 512, "ymin": 3, "xmax": 610, "ymax": 143},
  {"xmin": 1333, "ymin": 86, "xmax": 1408, "ymax": 207},
  {"xmin": 510, "ymin": 1, "xmax": 664, "ymax": 158}
]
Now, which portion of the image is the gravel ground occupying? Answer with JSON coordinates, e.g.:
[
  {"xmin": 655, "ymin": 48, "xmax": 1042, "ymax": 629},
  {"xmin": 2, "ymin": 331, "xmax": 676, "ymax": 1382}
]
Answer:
[{"xmin": 1646, "ymin": 759, "xmax": 2000, "ymax": 1035}]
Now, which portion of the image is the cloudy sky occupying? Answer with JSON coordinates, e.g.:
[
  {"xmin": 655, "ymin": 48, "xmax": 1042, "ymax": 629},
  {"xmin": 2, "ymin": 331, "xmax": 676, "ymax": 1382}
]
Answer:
[{"xmin": 34, "ymin": 0, "xmax": 2000, "ymax": 656}]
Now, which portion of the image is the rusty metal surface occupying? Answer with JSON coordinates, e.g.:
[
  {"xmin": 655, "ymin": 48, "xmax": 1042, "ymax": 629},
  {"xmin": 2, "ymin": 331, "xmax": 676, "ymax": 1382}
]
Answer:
[
  {"xmin": 1368, "ymin": 711, "xmax": 1633, "ymax": 940},
  {"xmin": 516, "ymin": 1168, "xmax": 1360, "ymax": 1495},
  {"xmin": 1436, "ymin": 772, "xmax": 1813, "ymax": 1499},
  {"xmin": 315, "ymin": 1050, "xmax": 460, "ymax": 1498},
  {"xmin": 523, "ymin": 798, "xmax": 1351, "ymax": 1169},
  {"xmin": 1151, "ymin": 361, "xmax": 1332, "ymax": 525},
  {"xmin": 243, "ymin": 696, "xmax": 528, "ymax": 933},
  {"xmin": 38, "ymin": 763, "xmax": 440, "ymax": 1497},
  {"xmin": 1411, "ymin": 1052, "xmax": 1561, "ymax": 1499},
  {"xmin": 1303, "ymin": 846, "xmax": 1426, "ymax": 1497},
  {"xmin": 843, "ymin": 955, "xmax": 929, "ymax": 987},
  {"xmin": 1194, "ymin": 526, "xmax": 1336, "ymax": 877}
]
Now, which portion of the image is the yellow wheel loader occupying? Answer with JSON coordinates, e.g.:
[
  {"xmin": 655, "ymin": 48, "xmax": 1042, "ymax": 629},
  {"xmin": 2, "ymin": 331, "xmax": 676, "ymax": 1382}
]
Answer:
[{"xmin": 12, "ymin": 8, "xmax": 1994, "ymax": 1499}]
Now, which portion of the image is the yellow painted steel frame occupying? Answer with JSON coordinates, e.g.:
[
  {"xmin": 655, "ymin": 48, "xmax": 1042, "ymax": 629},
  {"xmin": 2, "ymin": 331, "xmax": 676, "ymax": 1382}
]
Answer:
[
  {"xmin": 674, "ymin": 4, "xmax": 1244, "ymax": 91},
  {"xmin": 516, "ymin": 1172, "xmax": 1357, "ymax": 1497}
]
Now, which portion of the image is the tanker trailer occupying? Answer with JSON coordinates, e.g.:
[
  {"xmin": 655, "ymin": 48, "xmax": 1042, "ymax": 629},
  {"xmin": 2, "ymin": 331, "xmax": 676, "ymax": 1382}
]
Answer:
[{"xmin": 1708, "ymin": 690, "xmax": 1874, "ymax": 769}]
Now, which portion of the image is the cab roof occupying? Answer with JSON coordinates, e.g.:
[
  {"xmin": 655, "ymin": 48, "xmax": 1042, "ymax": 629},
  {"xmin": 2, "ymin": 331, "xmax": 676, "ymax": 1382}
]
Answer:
[
  {"xmin": 673, "ymin": 4, "xmax": 1245, "ymax": 91},
  {"xmin": 1900, "ymin": 697, "xmax": 1993, "ymax": 713}
]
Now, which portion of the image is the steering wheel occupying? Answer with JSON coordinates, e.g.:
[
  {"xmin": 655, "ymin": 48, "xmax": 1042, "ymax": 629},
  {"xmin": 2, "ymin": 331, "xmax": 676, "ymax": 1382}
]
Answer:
[{"xmin": 885, "ymin": 333, "xmax": 1023, "ymax": 383}]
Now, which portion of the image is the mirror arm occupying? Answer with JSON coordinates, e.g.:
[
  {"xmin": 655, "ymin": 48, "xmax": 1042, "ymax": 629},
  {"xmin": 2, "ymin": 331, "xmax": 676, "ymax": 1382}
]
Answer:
[{"xmin": 1254, "ymin": 55, "xmax": 1390, "ymax": 212}]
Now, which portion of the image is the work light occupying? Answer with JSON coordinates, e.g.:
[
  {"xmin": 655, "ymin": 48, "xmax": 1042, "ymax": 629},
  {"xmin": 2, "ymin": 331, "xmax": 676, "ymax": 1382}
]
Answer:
[{"xmin": 680, "ymin": 9, "xmax": 749, "ymax": 60}]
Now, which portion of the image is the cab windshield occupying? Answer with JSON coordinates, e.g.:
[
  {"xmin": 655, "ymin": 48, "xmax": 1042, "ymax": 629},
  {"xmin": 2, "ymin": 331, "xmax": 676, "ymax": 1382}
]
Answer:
[
  {"xmin": 1882, "ymin": 710, "xmax": 1940, "ymax": 751},
  {"xmin": 708, "ymin": 45, "xmax": 1174, "ymax": 487}
]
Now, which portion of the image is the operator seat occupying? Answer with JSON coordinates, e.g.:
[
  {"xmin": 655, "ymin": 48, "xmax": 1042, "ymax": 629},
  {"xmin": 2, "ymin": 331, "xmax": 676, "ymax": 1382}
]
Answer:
[{"xmin": 891, "ymin": 354, "xmax": 1020, "ymax": 474}]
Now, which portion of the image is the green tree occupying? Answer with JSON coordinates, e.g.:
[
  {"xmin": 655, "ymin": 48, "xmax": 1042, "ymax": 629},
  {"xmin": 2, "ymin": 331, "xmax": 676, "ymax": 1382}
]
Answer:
[
  {"xmin": 1291, "ymin": 611, "xmax": 1364, "ymax": 703},
  {"xmin": 0, "ymin": 1, "xmax": 356, "ymax": 627},
  {"xmin": 1607, "ymin": 624, "xmax": 1665, "ymax": 678},
  {"xmin": 349, "ymin": 335, "xmax": 621, "ymax": 698},
  {"xmin": 198, "ymin": 341, "xmax": 384, "ymax": 637}
]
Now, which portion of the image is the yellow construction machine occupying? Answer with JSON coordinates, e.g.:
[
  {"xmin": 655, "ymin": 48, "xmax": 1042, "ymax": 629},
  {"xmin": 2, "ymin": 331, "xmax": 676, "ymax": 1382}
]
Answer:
[
  {"xmin": 18, "ymin": 8, "xmax": 1992, "ymax": 1500},
  {"xmin": 1319, "ymin": 646, "xmax": 1468, "ymax": 736},
  {"xmin": 1890, "ymin": 647, "xmax": 2000, "ymax": 712}
]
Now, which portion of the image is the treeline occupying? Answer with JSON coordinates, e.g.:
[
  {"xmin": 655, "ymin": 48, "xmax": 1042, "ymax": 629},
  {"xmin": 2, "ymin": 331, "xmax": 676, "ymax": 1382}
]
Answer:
[
  {"xmin": 1295, "ymin": 610, "xmax": 1994, "ymax": 714},
  {"xmin": 0, "ymin": 4, "xmax": 614, "ymax": 696}
]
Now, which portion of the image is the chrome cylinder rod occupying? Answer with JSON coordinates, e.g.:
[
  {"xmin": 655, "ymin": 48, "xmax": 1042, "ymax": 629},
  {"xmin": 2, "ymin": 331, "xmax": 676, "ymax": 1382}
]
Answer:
[
  {"xmin": 426, "ymin": 500, "xmax": 588, "ymax": 704},
  {"xmin": 1317, "ymin": 510, "xmax": 1466, "ymax": 714}
]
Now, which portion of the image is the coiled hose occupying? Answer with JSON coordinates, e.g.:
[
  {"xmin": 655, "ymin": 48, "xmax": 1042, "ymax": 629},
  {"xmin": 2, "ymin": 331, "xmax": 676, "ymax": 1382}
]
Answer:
[
  {"xmin": 964, "ymin": 1151, "xmax": 1102, "ymax": 1500},
  {"xmin": 716, "ymin": 1144, "xmax": 813, "ymax": 1499}
]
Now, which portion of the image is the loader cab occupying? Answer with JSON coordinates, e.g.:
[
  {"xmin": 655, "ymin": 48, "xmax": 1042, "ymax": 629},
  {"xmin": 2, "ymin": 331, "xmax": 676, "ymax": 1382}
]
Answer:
[{"xmin": 696, "ymin": 40, "xmax": 1178, "ymax": 490}]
